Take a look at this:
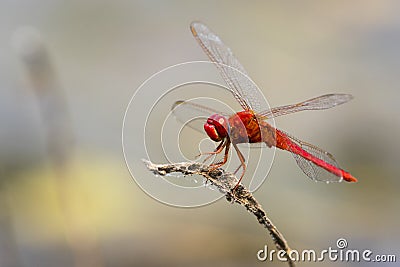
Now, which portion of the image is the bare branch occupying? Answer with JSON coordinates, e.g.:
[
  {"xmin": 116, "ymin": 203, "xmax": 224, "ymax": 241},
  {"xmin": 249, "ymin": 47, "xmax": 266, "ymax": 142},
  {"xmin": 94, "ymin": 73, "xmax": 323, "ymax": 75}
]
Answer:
[{"xmin": 143, "ymin": 160, "xmax": 295, "ymax": 267}]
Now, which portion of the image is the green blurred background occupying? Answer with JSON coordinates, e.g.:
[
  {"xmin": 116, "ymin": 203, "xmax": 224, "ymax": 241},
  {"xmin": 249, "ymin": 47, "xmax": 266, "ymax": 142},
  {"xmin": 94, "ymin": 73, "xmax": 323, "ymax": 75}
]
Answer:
[{"xmin": 0, "ymin": 1, "xmax": 399, "ymax": 266}]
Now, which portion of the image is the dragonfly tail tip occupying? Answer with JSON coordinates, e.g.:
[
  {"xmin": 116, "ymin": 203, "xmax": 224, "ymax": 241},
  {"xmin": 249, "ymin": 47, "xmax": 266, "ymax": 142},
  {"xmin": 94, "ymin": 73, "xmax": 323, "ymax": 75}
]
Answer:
[{"xmin": 343, "ymin": 173, "xmax": 357, "ymax": 183}]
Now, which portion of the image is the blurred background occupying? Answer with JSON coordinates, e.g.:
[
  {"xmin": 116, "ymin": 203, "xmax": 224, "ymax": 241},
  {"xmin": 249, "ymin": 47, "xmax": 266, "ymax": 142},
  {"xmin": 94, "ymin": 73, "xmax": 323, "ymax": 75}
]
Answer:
[{"xmin": 0, "ymin": 1, "xmax": 399, "ymax": 266}]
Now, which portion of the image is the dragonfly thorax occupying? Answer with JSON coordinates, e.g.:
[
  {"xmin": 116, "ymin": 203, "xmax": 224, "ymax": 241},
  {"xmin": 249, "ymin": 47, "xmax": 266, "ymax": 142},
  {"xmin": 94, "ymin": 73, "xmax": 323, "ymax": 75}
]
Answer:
[{"xmin": 204, "ymin": 114, "xmax": 230, "ymax": 142}]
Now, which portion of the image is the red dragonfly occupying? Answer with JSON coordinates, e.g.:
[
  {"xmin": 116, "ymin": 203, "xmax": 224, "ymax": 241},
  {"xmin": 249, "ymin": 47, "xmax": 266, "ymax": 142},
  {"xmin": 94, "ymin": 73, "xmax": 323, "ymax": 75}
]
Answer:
[{"xmin": 173, "ymin": 22, "xmax": 357, "ymax": 189}]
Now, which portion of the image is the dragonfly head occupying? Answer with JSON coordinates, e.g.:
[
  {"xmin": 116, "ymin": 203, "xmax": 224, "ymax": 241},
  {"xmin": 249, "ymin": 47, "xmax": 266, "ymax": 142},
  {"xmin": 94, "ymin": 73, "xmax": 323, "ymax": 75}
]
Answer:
[{"xmin": 204, "ymin": 114, "xmax": 229, "ymax": 142}]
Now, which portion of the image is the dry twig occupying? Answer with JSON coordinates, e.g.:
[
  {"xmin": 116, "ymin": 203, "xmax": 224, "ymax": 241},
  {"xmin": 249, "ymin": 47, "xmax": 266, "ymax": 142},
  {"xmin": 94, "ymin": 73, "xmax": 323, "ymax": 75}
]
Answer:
[{"xmin": 143, "ymin": 160, "xmax": 295, "ymax": 267}]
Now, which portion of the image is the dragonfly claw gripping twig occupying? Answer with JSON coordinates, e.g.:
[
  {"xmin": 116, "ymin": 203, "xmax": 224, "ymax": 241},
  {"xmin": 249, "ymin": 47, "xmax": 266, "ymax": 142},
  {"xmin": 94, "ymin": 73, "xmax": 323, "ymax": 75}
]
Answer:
[{"xmin": 143, "ymin": 159, "xmax": 295, "ymax": 267}]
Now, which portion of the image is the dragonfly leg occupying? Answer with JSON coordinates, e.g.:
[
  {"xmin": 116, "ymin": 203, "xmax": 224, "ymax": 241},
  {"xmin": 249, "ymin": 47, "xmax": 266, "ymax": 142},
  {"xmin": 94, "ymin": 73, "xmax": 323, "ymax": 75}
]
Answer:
[
  {"xmin": 209, "ymin": 139, "xmax": 231, "ymax": 170},
  {"xmin": 233, "ymin": 161, "xmax": 245, "ymax": 175},
  {"xmin": 232, "ymin": 143, "xmax": 246, "ymax": 191},
  {"xmin": 195, "ymin": 139, "xmax": 226, "ymax": 163}
]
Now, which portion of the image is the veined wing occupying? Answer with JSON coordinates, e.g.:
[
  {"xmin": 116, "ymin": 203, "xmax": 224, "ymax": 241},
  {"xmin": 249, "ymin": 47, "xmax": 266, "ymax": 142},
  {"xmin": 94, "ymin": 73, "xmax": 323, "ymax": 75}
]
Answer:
[
  {"xmin": 258, "ymin": 94, "xmax": 353, "ymax": 119},
  {"xmin": 171, "ymin": 100, "xmax": 227, "ymax": 134},
  {"xmin": 278, "ymin": 130, "xmax": 344, "ymax": 183},
  {"xmin": 190, "ymin": 22, "xmax": 264, "ymax": 113}
]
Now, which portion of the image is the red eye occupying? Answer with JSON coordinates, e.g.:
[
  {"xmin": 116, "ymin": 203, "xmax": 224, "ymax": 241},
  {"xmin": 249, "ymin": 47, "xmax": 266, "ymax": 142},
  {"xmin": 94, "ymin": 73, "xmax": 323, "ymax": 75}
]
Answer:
[
  {"xmin": 204, "ymin": 123, "xmax": 221, "ymax": 141},
  {"xmin": 204, "ymin": 114, "xmax": 229, "ymax": 141}
]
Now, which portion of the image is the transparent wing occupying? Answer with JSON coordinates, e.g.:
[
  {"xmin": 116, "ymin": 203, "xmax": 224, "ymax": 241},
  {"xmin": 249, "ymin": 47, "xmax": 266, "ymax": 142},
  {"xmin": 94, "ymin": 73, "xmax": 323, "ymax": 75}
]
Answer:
[
  {"xmin": 190, "ymin": 22, "xmax": 265, "ymax": 113},
  {"xmin": 285, "ymin": 132, "xmax": 343, "ymax": 183},
  {"xmin": 171, "ymin": 100, "xmax": 227, "ymax": 134},
  {"xmin": 258, "ymin": 94, "xmax": 353, "ymax": 119}
]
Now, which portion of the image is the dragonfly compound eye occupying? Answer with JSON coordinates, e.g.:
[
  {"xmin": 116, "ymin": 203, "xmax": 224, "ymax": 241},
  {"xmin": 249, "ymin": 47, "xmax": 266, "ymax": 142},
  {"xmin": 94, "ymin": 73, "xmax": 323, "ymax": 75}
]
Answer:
[{"xmin": 204, "ymin": 114, "xmax": 229, "ymax": 142}]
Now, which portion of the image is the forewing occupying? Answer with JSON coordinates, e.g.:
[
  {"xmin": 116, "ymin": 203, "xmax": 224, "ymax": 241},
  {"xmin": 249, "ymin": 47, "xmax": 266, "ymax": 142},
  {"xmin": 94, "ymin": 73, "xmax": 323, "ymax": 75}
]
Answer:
[
  {"xmin": 285, "ymin": 133, "xmax": 343, "ymax": 183},
  {"xmin": 171, "ymin": 100, "xmax": 225, "ymax": 134},
  {"xmin": 258, "ymin": 94, "xmax": 353, "ymax": 119},
  {"xmin": 190, "ymin": 22, "xmax": 265, "ymax": 113}
]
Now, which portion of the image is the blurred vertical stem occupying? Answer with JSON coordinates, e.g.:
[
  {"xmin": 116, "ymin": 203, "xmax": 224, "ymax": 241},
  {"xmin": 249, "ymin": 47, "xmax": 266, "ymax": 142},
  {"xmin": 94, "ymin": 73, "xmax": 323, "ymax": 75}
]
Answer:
[{"xmin": 15, "ymin": 27, "xmax": 103, "ymax": 267}]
